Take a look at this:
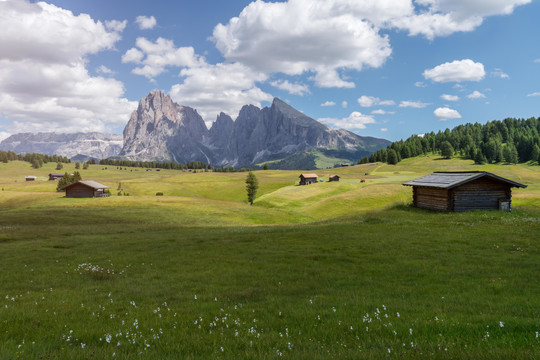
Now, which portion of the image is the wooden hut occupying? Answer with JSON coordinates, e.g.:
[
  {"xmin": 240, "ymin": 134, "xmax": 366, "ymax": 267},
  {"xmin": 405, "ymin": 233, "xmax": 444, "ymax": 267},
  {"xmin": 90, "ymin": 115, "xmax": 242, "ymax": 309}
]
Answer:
[
  {"xmin": 328, "ymin": 175, "xmax": 340, "ymax": 182},
  {"xmin": 62, "ymin": 180, "xmax": 110, "ymax": 198},
  {"xmin": 403, "ymin": 171, "xmax": 526, "ymax": 212},
  {"xmin": 25, "ymin": 176, "xmax": 37, "ymax": 181},
  {"xmin": 49, "ymin": 173, "xmax": 64, "ymax": 181},
  {"xmin": 299, "ymin": 173, "xmax": 318, "ymax": 185}
]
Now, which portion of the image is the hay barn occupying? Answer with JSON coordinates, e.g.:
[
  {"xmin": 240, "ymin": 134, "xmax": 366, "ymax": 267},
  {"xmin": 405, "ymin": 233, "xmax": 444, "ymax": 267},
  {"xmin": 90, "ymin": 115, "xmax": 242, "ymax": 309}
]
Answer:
[
  {"xmin": 403, "ymin": 171, "xmax": 526, "ymax": 212},
  {"xmin": 328, "ymin": 175, "xmax": 340, "ymax": 182},
  {"xmin": 299, "ymin": 173, "xmax": 318, "ymax": 185},
  {"xmin": 62, "ymin": 180, "xmax": 110, "ymax": 198}
]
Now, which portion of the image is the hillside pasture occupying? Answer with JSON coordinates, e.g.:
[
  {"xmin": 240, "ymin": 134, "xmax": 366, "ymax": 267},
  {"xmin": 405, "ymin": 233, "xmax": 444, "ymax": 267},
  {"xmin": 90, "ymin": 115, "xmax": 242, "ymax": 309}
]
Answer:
[{"xmin": 1, "ymin": 157, "xmax": 540, "ymax": 359}]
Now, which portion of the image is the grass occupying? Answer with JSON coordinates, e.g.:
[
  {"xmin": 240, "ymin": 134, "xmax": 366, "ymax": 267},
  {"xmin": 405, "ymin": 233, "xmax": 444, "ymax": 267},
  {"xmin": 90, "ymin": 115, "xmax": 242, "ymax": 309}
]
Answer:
[{"xmin": 1, "ymin": 156, "xmax": 540, "ymax": 358}]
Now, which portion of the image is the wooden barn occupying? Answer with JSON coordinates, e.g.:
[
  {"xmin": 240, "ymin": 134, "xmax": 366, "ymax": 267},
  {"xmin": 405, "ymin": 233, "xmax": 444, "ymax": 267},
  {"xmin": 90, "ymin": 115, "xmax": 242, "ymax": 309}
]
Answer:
[
  {"xmin": 328, "ymin": 175, "xmax": 340, "ymax": 182},
  {"xmin": 403, "ymin": 171, "xmax": 526, "ymax": 212},
  {"xmin": 49, "ymin": 173, "xmax": 64, "ymax": 181},
  {"xmin": 299, "ymin": 173, "xmax": 318, "ymax": 185},
  {"xmin": 25, "ymin": 176, "xmax": 36, "ymax": 181},
  {"xmin": 62, "ymin": 180, "xmax": 110, "ymax": 198}
]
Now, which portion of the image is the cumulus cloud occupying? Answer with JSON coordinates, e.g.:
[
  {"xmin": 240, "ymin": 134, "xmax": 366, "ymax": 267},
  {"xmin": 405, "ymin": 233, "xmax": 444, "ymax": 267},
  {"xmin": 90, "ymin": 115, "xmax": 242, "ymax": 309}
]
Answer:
[
  {"xmin": 169, "ymin": 62, "xmax": 272, "ymax": 124},
  {"xmin": 319, "ymin": 111, "xmax": 376, "ymax": 130},
  {"xmin": 441, "ymin": 94, "xmax": 459, "ymax": 101},
  {"xmin": 527, "ymin": 92, "xmax": 540, "ymax": 97},
  {"xmin": 399, "ymin": 101, "xmax": 430, "ymax": 108},
  {"xmin": 321, "ymin": 101, "xmax": 336, "ymax": 107},
  {"xmin": 105, "ymin": 19, "xmax": 127, "ymax": 32},
  {"xmin": 270, "ymin": 80, "xmax": 310, "ymax": 96},
  {"xmin": 0, "ymin": 0, "xmax": 135, "ymax": 134},
  {"xmin": 97, "ymin": 65, "xmax": 115, "ymax": 75},
  {"xmin": 212, "ymin": 0, "xmax": 394, "ymax": 88},
  {"xmin": 122, "ymin": 37, "xmax": 203, "ymax": 79},
  {"xmin": 423, "ymin": 59, "xmax": 485, "ymax": 82},
  {"xmin": 434, "ymin": 107, "xmax": 461, "ymax": 120},
  {"xmin": 358, "ymin": 95, "xmax": 395, "ymax": 107},
  {"xmin": 380, "ymin": 128, "xmax": 388, "ymax": 132},
  {"xmin": 135, "ymin": 15, "xmax": 156, "ymax": 30},
  {"xmin": 467, "ymin": 90, "xmax": 486, "ymax": 99}
]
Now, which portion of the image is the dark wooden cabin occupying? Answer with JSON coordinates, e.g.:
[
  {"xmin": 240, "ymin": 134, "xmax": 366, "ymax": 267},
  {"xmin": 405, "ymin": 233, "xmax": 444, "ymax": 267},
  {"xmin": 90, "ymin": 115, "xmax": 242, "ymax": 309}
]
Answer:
[
  {"xmin": 328, "ymin": 175, "xmax": 340, "ymax": 182},
  {"xmin": 25, "ymin": 176, "xmax": 36, "ymax": 181},
  {"xmin": 49, "ymin": 173, "xmax": 64, "ymax": 181},
  {"xmin": 403, "ymin": 171, "xmax": 526, "ymax": 212},
  {"xmin": 62, "ymin": 180, "xmax": 110, "ymax": 198},
  {"xmin": 299, "ymin": 173, "xmax": 318, "ymax": 185}
]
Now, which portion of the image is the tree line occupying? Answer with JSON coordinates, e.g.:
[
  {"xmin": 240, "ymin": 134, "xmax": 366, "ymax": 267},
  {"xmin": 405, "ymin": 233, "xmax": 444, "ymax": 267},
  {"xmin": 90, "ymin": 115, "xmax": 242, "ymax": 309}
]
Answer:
[
  {"xmin": 0, "ymin": 150, "xmax": 71, "ymax": 167},
  {"xmin": 358, "ymin": 117, "xmax": 540, "ymax": 165}
]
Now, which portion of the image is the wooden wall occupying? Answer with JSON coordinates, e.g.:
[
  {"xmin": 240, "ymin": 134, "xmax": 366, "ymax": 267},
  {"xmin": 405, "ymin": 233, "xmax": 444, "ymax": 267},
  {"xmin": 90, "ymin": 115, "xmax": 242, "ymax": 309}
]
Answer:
[
  {"xmin": 452, "ymin": 178, "xmax": 511, "ymax": 212},
  {"xmin": 413, "ymin": 186, "xmax": 449, "ymax": 211},
  {"xmin": 66, "ymin": 183, "xmax": 95, "ymax": 198}
]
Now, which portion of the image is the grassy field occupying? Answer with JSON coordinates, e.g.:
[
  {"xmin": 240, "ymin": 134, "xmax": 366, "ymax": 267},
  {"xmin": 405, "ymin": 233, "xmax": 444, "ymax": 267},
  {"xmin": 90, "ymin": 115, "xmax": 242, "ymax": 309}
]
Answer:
[{"xmin": 1, "ymin": 156, "xmax": 539, "ymax": 359}]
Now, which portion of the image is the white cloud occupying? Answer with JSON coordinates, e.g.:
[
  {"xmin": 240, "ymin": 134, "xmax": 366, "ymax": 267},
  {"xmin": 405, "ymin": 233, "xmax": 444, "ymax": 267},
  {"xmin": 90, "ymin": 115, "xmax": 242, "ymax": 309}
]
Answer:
[
  {"xmin": 371, "ymin": 109, "xmax": 395, "ymax": 115},
  {"xmin": 534, "ymin": 59, "xmax": 540, "ymax": 63},
  {"xmin": 415, "ymin": 81, "xmax": 427, "ymax": 87},
  {"xmin": 399, "ymin": 101, "xmax": 430, "ymax": 108},
  {"xmin": 341, "ymin": 101, "xmax": 348, "ymax": 108},
  {"xmin": 434, "ymin": 107, "xmax": 461, "ymax": 120},
  {"xmin": 423, "ymin": 59, "xmax": 485, "ymax": 82},
  {"xmin": 527, "ymin": 92, "xmax": 540, "ymax": 97},
  {"xmin": 135, "ymin": 15, "xmax": 156, "ymax": 30},
  {"xmin": 212, "ymin": 0, "xmax": 393, "ymax": 88},
  {"xmin": 0, "ymin": 131, "xmax": 11, "ymax": 142},
  {"xmin": 122, "ymin": 37, "xmax": 203, "ymax": 79},
  {"xmin": 491, "ymin": 68, "xmax": 509, "ymax": 79},
  {"xmin": 319, "ymin": 111, "xmax": 376, "ymax": 130},
  {"xmin": 441, "ymin": 94, "xmax": 459, "ymax": 101},
  {"xmin": 467, "ymin": 90, "xmax": 486, "ymax": 99},
  {"xmin": 270, "ymin": 79, "xmax": 310, "ymax": 96},
  {"xmin": 380, "ymin": 128, "xmax": 388, "ymax": 132},
  {"xmin": 0, "ymin": 0, "xmax": 135, "ymax": 134},
  {"xmin": 97, "ymin": 65, "xmax": 115, "ymax": 75},
  {"xmin": 105, "ymin": 19, "xmax": 127, "ymax": 32},
  {"xmin": 358, "ymin": 95, "xmax": 395, "ymax": 107},
  {"xmin": 169, "ymin": 62, "xmax": 272, "ymax": 125},
  {"xmin": 321, "ymin": 101, "xmax": 336, "ymax": 107}
]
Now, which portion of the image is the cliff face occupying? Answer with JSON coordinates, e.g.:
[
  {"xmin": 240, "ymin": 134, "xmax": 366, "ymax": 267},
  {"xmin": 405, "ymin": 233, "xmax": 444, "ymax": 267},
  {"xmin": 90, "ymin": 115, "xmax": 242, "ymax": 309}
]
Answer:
[
  {"xmin": 0, "ymin": 132, "xmax": 123, "ymax": 159},
  {"xmin": 119, "ymin": 90, "xmax": 390, "ymax": 167}
]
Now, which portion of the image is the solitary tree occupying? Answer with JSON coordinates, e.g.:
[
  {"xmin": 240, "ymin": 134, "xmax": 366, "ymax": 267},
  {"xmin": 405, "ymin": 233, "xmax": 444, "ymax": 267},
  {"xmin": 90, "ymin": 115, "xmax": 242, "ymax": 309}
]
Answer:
[
  {"xmin": 56, "ymin": 162, "xmax": 63, "ymax": 170},
  {"xmin": 245, "ymin": 171, "xmax": 259, "ymax": 205},
  {"xmin": 75, "ymin": 162, "xmax": 80, "ymax": 169}
]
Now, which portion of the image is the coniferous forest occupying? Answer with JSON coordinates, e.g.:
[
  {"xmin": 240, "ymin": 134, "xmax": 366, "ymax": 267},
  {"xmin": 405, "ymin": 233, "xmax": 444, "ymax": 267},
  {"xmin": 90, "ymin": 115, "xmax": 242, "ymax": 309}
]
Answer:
[{"xmin": 358, "ymin": 117, "xmax": 540, "ymax": 165}]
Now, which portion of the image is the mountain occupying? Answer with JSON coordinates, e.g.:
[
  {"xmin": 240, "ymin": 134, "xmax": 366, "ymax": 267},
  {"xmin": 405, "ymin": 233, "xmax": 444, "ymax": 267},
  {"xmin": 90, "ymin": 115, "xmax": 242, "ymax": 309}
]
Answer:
[
  {"xmin": 120, "ymin": 90, "xmax": 390, "ymax": 168},
  {"xmin": 0, "ymin": 132, "xmax": 123, "ymax": 160}
]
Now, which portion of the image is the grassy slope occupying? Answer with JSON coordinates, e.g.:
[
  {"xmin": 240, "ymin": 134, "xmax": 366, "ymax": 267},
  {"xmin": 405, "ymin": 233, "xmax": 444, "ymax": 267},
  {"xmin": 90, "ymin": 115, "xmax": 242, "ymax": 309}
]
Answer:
[{"xmin": 1, "ymin": 156, "xmax": 540, "ymax": 359}]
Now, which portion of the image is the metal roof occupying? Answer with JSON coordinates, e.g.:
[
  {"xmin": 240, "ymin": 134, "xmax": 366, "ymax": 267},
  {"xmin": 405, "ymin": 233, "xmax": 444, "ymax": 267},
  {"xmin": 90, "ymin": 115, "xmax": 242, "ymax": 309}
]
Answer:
[
  {"xmin": 403, "ymin": 171, "xmax": 527, "ymax": 189},
  {"xmin": 62, "ymin": 180, "xmax": 109, "ymax": 190}
]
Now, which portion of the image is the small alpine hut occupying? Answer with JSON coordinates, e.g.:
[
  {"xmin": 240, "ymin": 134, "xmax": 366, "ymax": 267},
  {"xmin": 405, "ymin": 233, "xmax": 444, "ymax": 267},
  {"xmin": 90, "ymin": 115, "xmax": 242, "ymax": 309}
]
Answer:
[
  {"xmin": 25, "ymin": 176, "xmax": 37, "ymax": 181},
  {"xmin": 49, "ymin": 173, "xmax": 64, "ymax": 181},
  {"xmin": 403, "ymin": 171, "xmax": 527, "ymax": 212},
  {"xmin": 328, "ymin": 175, "xmax": 340, "ymax": 182},
  {"xmin": 299, "ymin": 173, "xmax": 318, "ymax": 185},
  {"xmin": 62, "ymin": 180, "xmax": 110, "ymax": 198}
]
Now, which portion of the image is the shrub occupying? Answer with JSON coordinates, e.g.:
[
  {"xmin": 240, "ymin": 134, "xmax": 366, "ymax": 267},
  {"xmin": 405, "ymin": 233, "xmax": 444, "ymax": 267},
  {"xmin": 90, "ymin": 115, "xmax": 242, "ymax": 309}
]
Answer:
[{"xmin": 156, "ymin": 192, "xmax": 164, "ymax": 196}]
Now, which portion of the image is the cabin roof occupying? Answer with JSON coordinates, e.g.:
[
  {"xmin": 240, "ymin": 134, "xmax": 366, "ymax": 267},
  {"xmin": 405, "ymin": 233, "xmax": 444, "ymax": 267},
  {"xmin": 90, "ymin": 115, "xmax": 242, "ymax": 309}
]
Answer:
[
  {"xmin": 328, "ymin": 174, "xmax": 339, "ymax": 178},
  {"xmin": 403, "ymin": 171, "xmax": 527, "ymax": 189},
  {"xmin": 300, "ymin": 173, "xmax": 318, "ymax": 178},
  {"xmin": 62, "ymin": 180, "xmax": 109, "ymax": 191}
]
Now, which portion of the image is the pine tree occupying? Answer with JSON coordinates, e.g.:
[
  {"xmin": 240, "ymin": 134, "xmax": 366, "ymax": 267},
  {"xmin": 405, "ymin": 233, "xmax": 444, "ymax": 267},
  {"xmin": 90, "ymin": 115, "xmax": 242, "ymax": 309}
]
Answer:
[
  {"xmin": 387, "ymin": 149, "xmax": 398, "ymax": 165},
  {"xmin": 245, "ymin": 171, "xmax": 259, "ymax": 205},
  {"xmin": 440, "ymin": 141, "xmax": 454, "ymax": 159},
  {"xmin": 75, "ymin": 162, "xmax": 80, "ymax": 169},
  {"xmin": 474, "ymin": 149, "xmax": 485, "ymax": 164},
  {"xmin": 531, "ymin": 144, "xmax": 540, "ymax": 164}
]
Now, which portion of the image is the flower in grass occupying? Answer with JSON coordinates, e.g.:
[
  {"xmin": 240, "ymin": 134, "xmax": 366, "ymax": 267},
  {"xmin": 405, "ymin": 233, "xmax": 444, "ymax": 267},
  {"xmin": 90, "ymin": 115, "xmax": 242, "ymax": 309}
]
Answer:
[{"xmin": 499, "ymin": 321, "xmax": 504, "ymax": 327}]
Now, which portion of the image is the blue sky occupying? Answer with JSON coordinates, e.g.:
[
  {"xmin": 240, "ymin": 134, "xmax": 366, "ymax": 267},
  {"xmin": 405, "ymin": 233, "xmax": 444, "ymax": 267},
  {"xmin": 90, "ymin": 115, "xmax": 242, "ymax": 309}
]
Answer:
[{"xmin": 0, "ymin": 0, "xmax": 539, "ymax": 142}]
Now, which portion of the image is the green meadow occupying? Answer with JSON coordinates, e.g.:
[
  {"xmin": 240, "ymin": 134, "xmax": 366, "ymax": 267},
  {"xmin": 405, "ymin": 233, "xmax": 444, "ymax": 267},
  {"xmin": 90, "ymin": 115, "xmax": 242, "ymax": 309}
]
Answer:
[{"xmin": 1, "ymin": 156, "xmax": 540, "ymax": 359}]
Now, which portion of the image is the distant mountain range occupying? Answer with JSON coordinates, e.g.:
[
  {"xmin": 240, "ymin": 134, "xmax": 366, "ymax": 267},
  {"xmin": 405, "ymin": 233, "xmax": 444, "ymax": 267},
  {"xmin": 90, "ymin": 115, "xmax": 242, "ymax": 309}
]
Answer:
[
  {"xmin": 0, "ymin": 132, "xmax": 122, "ymax": 161},
  {"xmin": 0, "ymin": 90, "xmax": 390, "ymax": 169}
]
